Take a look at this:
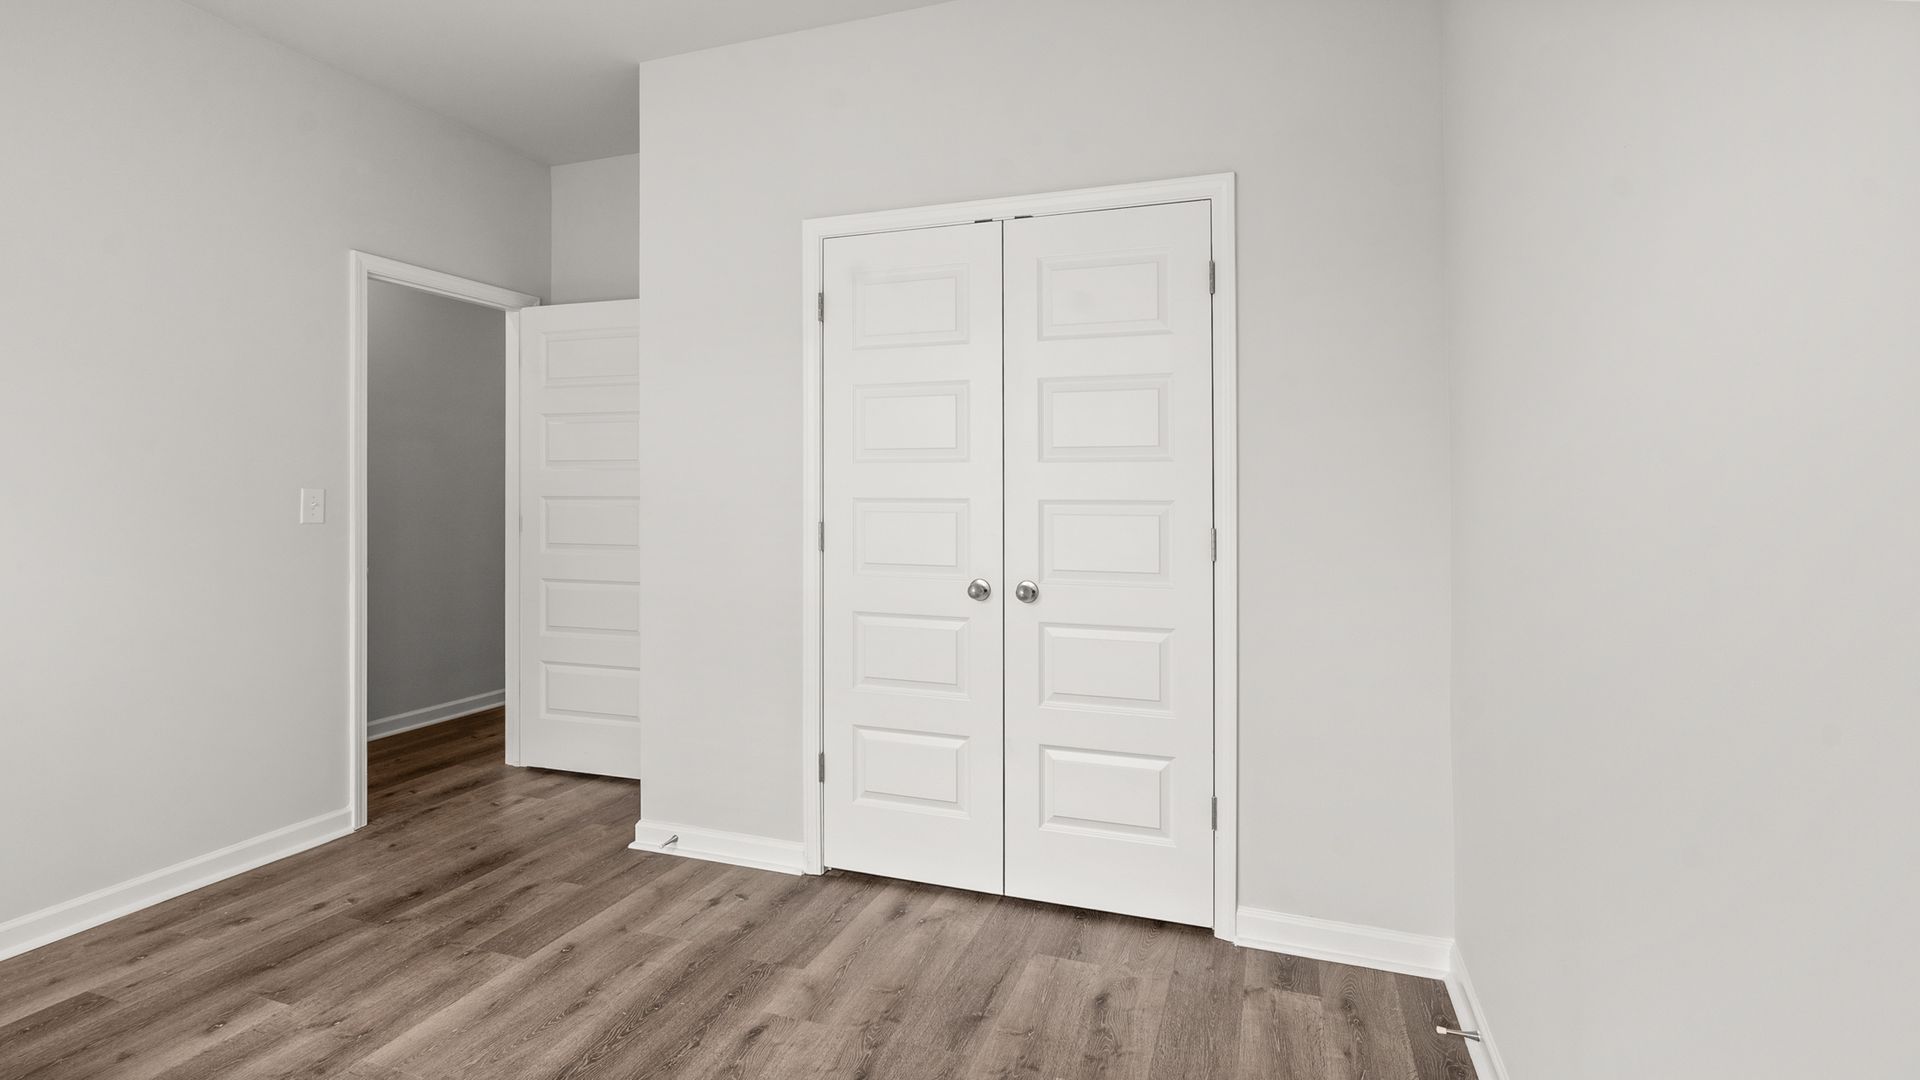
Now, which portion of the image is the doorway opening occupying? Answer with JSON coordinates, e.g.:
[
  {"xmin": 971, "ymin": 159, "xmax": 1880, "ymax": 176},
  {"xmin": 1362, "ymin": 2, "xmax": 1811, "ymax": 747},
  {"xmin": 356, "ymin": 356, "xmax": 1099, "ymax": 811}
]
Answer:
[{"xmin": 348, "ymin": 253, "xmax": 539, "ymax": 828}]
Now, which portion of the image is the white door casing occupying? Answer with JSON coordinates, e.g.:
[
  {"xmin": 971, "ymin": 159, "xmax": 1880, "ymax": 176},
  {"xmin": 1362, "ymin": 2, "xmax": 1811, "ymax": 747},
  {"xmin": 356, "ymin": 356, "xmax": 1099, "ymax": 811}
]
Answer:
[
  {"xmin": 515, "ymin": 300, "xmax": 644, "ymax": 778},
  {"xmin": 821, "ymin": 222, "xmax": 1006, "ymax": 893},
  {"xmin": 1001, "ymin": 201, "xmax": 1215, "ymax": 925},
  {"xmin": 349, "ymin": 252, "xmax": 540, "ymax": 830}
]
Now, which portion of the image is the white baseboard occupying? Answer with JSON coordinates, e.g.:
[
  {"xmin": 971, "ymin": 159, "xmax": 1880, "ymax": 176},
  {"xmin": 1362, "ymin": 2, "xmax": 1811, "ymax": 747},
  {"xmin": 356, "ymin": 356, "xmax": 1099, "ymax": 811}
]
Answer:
[
  {"xmin": 630, "ymin": 818, "xmax": 804, "ymax": 876},
  {"xmin": 1235, "ymin": 905, "xmax": 1453, "ymax": 979},
  {"xmin": 1445, "ymin": 944, "xmax": 1510, "ymax": 1080},
  {"xmin": 0, "ymin": 807, "xmax": 354, "ymax": 963},
  {"xmin": 368, "ymin": 689, "xmax": 504, "ymax": 741}
]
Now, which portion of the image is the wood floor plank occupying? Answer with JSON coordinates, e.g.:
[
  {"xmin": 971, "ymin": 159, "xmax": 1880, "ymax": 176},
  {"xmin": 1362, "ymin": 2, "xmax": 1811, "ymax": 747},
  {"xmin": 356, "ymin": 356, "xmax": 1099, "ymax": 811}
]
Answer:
[
  {"xmin": 759, "ymin": 878, "xmax": 938, "ymax": 1025},
  {"xmin": 684, "ymin": 1013, "xmax": 836, "ymax": 1080},
  {"xmin": 471, "ymin": 856, "xmax": 714, "ymax": 960},
  {"xmin": 173, "ymin": 940, "xmax": 515, "ymax": 1080},
  {"xmin": 1041, "ymin": 906, "xmax": 1190, "ymax": 977},
  {"xmin": 1142, "ymin": 927, "xmax": 1246, "ymax": 1078},
  {"xmin": 0, "ymin": 711, "xmax": 1471, "ymax": 1080},
  {"xmin": 0, "ymin": 929, "xmax": 205, "ymax": 1029},
  {"xmin": 963, "ymin": 953, "xmax": 1105, "ymax": 1079},
  {"xmin": 361, "ymin": 923, "xmax": 686, "ymax": 1077},
  {"xmin": 0, "ymin": 991, "xmax": 121, "ymax": 1065},
  {"xmin": 889, "ymin": 893, "xmax": 1081, "ymax": 1060},
  {"xmin": 788, "ymin": 1015, "xmax": 967, "ymax": 1080},
  {"xmin": 1245, "ymin": 943, "xmax": 1326, "ymax": 997},
  {"xmin": 1393, "ymin": 972, "xmax": 1476, "ymax": 1080},
  {"xmin": 1321, "ymin": 963, "xmax": 1421, "ymax": 1080},
  {"xmin": 10, "ymin": 982, "xmax": 287, "ymax": 1080},
  {"xmin": 1065, "ymin": 961, "xmax": 1172, "ymax": 1080},
  {"xmin": 736, "ymin": 871, "xmax": 888, "ymax": 971},
  {"xmin": 349, "ymin": 820, "xmax": 632, "ymax": 949},
  {"xmin": 524, "ymin": 930, "xmax": 783, "ymax": 1080},
  {"xmin": 86, "ymin": 909, "xmax": 367, "ymax": 1011},
  {"xmin": 791, "ymin": 882, "xmax": 994, "ymax": 1037},
  {"xmin": 1238, "ymin": 986, "xmax": 1329, "ymax": 1080}
]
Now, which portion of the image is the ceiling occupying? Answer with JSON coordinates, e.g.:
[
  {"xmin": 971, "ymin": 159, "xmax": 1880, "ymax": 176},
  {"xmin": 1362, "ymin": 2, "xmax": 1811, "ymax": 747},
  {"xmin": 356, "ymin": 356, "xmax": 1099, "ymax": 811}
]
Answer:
[{"xmin": 181, "ymin": 0, "xmax": 952, "ymax": 164}]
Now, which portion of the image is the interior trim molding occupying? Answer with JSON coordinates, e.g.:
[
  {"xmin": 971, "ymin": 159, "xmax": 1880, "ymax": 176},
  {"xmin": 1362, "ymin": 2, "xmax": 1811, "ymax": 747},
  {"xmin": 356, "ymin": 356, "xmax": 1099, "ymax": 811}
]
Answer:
[
  {"xmin": 347, "ymin": 250, "xmax": 540, "ymax": 832},
  {"xmin": 630, "ymin": 819, "xmax": 805, "ymax": 876},
  {"xmin": 1235, "ymin": 905, "xmax": 1453, "ymax": 980},
  {"xmin": 0, "ymin": 807, "xmax": 354, "ymax": 963},
  {"xmin": 1445, "ymin": 944, "xmax": 1511, "ymax": 1080},
  {"xmin": 368, "ymin": 689, "xmax": 505, "ymax": 741}
]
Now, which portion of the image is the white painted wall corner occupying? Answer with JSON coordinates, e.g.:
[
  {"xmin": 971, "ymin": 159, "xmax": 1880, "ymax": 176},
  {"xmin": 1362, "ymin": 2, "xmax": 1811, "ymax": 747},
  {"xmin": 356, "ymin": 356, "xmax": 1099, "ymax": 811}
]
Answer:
[
  {"xmin": 368, "ymin": 689, "xmax": 506, "ymax": 741},
  {"xmin": 0, "ymin": 808, "xmax": 354, "ymax": 963},
  {"xmin": 1444, "ymin": 945, "xmax": 1511, "ymax": 1080},
  {"xmin": 630, "ymin": 819, "xmax": 804, "ymax": 876},
  {"xmin": 1237, "ymin": 908, "xmax": 1506, "ymax": 1076}
]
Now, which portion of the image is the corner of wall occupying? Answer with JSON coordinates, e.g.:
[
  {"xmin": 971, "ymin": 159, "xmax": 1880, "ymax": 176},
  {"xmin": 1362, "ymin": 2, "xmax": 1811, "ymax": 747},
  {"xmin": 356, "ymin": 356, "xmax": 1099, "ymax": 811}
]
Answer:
[{"xmin": 1445, "ymin": 944, "xmax": 1511, "ymax": 1080}]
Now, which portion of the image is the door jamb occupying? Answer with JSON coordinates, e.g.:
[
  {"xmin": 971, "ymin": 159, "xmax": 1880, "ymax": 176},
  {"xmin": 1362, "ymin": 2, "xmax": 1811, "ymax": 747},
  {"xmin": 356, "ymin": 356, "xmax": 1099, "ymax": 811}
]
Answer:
[
  {"xmin": 797, "ymin": 173, "xmax": 1240, "ymax": 940},
  {"xmin": 348, "ymin": 252, "xmax": 540, "ymax": 830}
]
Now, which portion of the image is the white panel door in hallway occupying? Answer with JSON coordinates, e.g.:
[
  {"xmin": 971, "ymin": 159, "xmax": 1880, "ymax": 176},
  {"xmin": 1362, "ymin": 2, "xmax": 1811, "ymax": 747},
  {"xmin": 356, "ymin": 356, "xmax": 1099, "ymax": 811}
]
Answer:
[
  {"xmin": 821, "ymin": 222, "xmax": 1006, "ymax": 894},
  {"xmin": 1002, "ymin": 201, "xmax": 1215, "ymax": 925},
  {"xmin": 515, "ymin": 300, "xmax": 644, "ymax": 778}
]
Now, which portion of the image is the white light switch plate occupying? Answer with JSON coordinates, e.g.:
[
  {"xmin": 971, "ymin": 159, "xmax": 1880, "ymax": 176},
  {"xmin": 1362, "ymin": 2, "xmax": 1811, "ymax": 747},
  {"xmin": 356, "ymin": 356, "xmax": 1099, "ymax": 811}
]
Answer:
[{"xmin": 299, "ymin": 488, "xmax": 326, "ymax": 524}]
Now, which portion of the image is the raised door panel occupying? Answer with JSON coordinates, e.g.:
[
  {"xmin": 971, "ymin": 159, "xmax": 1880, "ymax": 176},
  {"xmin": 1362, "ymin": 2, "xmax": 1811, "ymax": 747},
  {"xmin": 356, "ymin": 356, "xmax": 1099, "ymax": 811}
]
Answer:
[
  {"xmin": 1002, "ymin": 202, "xmax": 1214, "ymax": 926},
  {"xmin": 822, "ymin": 222, "xmax": 1004, "ymax": 894},
  {"xmin": 516, "ymin": 301, "xmax": 644, "ymax": 779}
]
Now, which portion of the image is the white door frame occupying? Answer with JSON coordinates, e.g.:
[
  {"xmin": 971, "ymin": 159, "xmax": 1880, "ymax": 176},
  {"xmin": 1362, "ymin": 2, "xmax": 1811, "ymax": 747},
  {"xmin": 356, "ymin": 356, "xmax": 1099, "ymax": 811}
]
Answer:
[
  {"xmin": 798, "ymin": 173, "xmax": 1241, "ymax": 939},
  {"xmin": 347, "ymin": 252, "xmax": 540, "ymax": 829}
]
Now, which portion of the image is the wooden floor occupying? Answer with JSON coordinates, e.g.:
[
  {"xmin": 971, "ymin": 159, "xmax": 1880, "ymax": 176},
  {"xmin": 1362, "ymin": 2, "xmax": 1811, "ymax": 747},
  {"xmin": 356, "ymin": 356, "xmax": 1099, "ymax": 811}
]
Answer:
[{"xmin": 0, "ymin": 711, "xmax": 1474, "ymax": 1080}]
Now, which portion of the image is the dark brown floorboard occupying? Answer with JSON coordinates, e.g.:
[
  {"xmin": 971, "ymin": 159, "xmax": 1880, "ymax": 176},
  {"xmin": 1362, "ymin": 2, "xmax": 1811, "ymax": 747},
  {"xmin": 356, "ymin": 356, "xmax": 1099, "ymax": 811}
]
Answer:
[{"xmin": 0, "ymin": 709, "xmax": 1474, "ymax": 1079}]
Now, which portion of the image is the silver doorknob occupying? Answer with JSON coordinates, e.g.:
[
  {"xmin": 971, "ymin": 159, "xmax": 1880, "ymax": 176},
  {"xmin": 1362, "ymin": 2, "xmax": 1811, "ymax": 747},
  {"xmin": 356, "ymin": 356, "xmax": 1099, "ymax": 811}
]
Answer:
[
  {"xmin": 1014, "ymin": 581, "xmax": 1039, "ymax": 603},
  {"xmin": 967, "ymin": 578, "xmax": 992, "ymax": 601}
]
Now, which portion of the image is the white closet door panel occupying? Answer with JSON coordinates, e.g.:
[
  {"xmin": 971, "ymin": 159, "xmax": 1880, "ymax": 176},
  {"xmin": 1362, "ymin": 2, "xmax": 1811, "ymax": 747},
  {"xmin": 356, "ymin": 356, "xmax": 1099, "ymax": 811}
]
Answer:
[
  {"xmin": 823, "ymin": 222, "xmax": 1005, "ymax": 894},
  {"xmin": 1003, "ymin": 202, "xmax": 1214, "ymax": 925},
  {"xmin": 517, "ymin": 301, "xmax": 644, "ymax": 778}
]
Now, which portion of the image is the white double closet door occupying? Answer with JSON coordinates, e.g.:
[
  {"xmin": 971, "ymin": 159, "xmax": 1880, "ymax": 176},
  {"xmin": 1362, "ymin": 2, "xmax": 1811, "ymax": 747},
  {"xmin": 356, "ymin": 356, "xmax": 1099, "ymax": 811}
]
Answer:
[{"xmin": 823, "ymin": 201, "xmax": 1215, "ymax": 926}]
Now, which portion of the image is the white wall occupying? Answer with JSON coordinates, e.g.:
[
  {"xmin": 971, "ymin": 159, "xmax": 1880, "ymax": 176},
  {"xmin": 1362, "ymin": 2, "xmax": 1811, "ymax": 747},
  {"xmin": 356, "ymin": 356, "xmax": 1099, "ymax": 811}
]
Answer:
[
  {"xmin": 551, "ymin": 154, "xmax": 639, "ymax": 302},
  {"xmin": 0, "ymin": 0, "xmax": 547, "ymax": 931},
  {"xmin": 635, "ymin": 0, "xmax": 1454, "ymax": 935},
  {"xmin": 367, "ymin": 282, "xmax": 506, "ymax": 722},
  {"xmin": 1446, "ymin": 1, "xmax": 1920, "ymax": 1077}
]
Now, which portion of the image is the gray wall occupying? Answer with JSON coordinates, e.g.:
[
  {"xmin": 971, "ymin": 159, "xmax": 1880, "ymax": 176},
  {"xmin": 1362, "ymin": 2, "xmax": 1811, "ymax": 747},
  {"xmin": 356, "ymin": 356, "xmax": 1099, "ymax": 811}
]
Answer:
[
  {"xmin": 634, "ymin": 0, "xmax": 1455, "ymax": 937},
  {"xmin": 0, "ymin": 0, "xmax": 548, "ymax": 931},
  {"xmin": 368, "ymin": 281, "xmax": 507, "ymax": 723},
  {"xmin": 1446, "ymin": 1, "xmax": 1920, "ymax": 1077},
  {"xmin": 551, "ymin": 154, "xmax": 639, "ymax": 302}
]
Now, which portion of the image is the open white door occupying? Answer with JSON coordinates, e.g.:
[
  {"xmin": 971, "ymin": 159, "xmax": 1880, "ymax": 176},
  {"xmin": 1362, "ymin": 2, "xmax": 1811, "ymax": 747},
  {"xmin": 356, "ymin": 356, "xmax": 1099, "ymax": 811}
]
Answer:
[
  {"xmin": 1002, "ymin": 201, "xmax": 1215, "ymax": 925},
  {"xmin": 514, "ymin": 300, "xmax": 644, "ymax": 778}
]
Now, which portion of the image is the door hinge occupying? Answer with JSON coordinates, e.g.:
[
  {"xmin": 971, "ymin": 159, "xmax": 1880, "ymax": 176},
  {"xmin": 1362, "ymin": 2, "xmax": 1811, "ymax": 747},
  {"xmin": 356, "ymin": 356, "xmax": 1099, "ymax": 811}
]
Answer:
[
  {"xmin": 1210, "ymin": 527, "xmax": 1218, "ymax": 563},
  {"xmin": 817, "ymin": 292, "xmax": 825, "ymax": 323},
  {"xmin": 1211, "ymin": 796, "xmax": 1219, "ymax": 830},
  {"xmin": 1209, "ymin": 260, "xmax": 1216, "ymax": 296},
  {"xmin": 818, "ymin": 752, "xmax": 826, "ymax": 783},
  {"xmin": 818, "ymin": 521, "xmax": 825, "ymax": 551}
]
